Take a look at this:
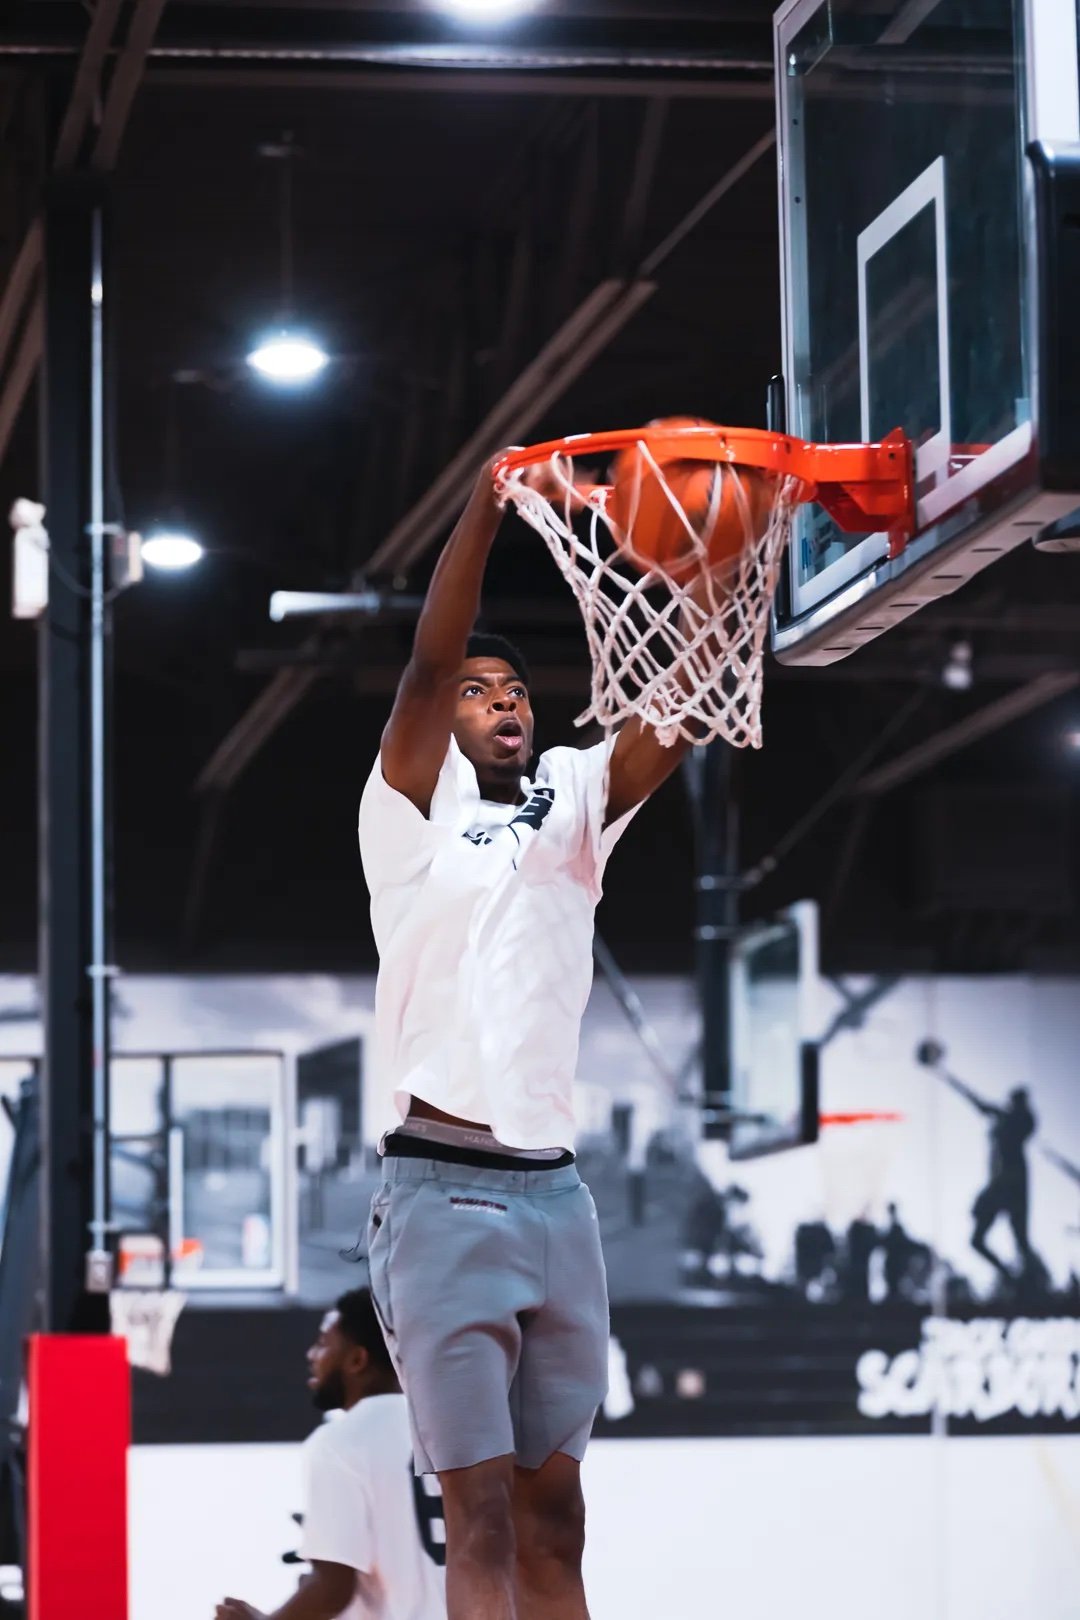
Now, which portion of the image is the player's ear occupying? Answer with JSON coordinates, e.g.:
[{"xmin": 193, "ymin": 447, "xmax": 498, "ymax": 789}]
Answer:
[{"xmin": 347, "ymin": 1343, "xmax": 371, "ymax": 1378}]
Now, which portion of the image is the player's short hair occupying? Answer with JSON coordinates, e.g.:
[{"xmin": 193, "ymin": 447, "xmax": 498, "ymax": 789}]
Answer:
[
  {"xmin": 465, "ymin": 632, "xmax": 531, "ymax": 687},
  {"xmin": 335, "ymin": 1287, "xmax": 395, "ymax": 1371}
]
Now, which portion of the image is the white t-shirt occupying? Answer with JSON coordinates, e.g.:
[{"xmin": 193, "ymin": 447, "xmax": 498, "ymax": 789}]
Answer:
[
  {"xmin": 299, "ymin": 1394, "xmax": 445, "ymax": 1620},
  {"xmin": 358, "ymin": 736, "xmax": 637, "ymax": 1149}
]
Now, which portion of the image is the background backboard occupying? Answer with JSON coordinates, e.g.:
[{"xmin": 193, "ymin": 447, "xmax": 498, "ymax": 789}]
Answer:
[
  {"xmin": 771, "ymin": 0, "xmax": 1080, "ymax": 664},
  {"xmin": 727, "ymin": 900, "xmax": 820, "ymax": 1160}
]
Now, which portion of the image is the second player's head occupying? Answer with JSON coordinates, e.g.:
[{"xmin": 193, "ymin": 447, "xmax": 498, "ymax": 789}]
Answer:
[
  {"xmin": 453, "ymin": 632, "xmax": 535, "ymax": 799},
  {"xmin": 307, "ymin": 1287, "xmax": 398, "ymax": 1413}
]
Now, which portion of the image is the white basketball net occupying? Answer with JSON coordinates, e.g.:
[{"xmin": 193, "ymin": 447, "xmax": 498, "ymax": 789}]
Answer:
[
  {"xmin": 110, "ymin": 1288, "xmax": 186, "ymax": 1377},
  {"xmin": 498, "ymin": 442, "xmax": 803, "ymax": 749},
  {"xmin": 818, "ymin": 1120, "xmax": 903, "ymax": 1231}
]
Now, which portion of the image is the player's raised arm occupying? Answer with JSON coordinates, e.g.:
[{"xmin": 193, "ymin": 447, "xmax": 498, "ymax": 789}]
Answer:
[
  {"xmin": 380, "ymin": 458, "xmax": 506, "ymax": 815},
  {"xmin": 942, "ymin": 1071, "xmax": 997, "ymax": 1118}
]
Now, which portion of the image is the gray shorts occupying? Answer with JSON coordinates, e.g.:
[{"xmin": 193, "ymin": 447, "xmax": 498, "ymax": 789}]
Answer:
[{"xmin": 366, "ymin": 1153, "xmax": 609, "ymax": 1475}]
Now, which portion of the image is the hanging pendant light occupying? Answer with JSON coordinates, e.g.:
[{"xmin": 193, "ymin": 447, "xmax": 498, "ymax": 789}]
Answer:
[
  {"xmin": 140, "ymin": 377, "xmax": 205, "ymax": 572},
  {"xmin": 246, "ymin": 134, "xmax": 330, "ymax": 388}
]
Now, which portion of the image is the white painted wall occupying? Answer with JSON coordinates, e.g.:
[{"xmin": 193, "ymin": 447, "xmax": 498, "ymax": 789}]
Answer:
[{"xmin": 130, "ymin": 1434, "xmax": 1080, "ymax": 1620}]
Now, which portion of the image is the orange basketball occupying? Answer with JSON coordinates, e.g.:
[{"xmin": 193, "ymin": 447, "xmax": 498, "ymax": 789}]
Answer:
[{"xmin": 608, "ymin": 416, "xmax": 775, "ymax": 584}]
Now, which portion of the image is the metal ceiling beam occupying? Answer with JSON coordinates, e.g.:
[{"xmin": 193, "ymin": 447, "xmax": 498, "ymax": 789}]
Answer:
[
  {"xmin": 737, "ymin": 667, "xmax": 1080, "ymax": 898},
  {"xmin": 0, "ymin": 0, "xmax": 168, "ymax": 476},
  {"xmin": 182, "ymin": 791, "xmax": 224, "ymax": 953},
  {"xmin": 92, "ymin": 0, "xmax": 172, "ymax": 171},
  {"xmin": 618, "ymin": 96, "xmax": 669, "ymax": 269},
  {"xmin": 2, "ymin": 6, "xmax": 1012, "ymax": 101},
  {"xmin": 0, "ymin": 219, "xmax": 41, "ymax": 379},
  {"xmin": 5, "ymin": 1, "xmax": 776, "ymax": 93},
  {"xmin": 822, "ymin": 799, "xmax": 874, "ymax": 931},
  {"xmin": 741, "ymin": 690, "xmax": 930, "ymax": 890},
  {"xmin": 4, "ymin": 23, "xmax": 771, "ymax": 71},
  {"xmin": 148, "ymin": 45, "xmax": 768, "ymax": 75},
  {"xmin": 144, "ymin": 66, "xmax": 774, "ymax": 99},
  {"xmin": 640, "ymin": 127, "xmax": 775, "ymax": 276},
  {"xmin": 491, "ymin": 212, "xmax": 534, "ymax": 400},
  {"xmin": 53, "ymin": 0, "xmax": 126, "ymax": 169},
  {"xmin": 854, "ymin": 672, "xmax": 1080, "ymax": 797},
  {"xmin": 137, "ymin": 65, "xmax": 1006, "ymax": 106},
  {"xmin": 368, "ymin": 277, "xmax": 656, "ymax": 576},
  {"xmin": 550, "ymin": 107, "xmax": 599, "ymax": 322},
  {"xmin": 194, "ymin": 665, "xmax": 321, "ymax": 793},
  {"xmin": 0, "ymin": 294, "xmax": 43, "ymax": 468}
]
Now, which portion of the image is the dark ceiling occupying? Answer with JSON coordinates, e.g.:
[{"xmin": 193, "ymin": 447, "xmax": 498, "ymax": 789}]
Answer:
[{"xmin": 0, "ymin": 0, "xmax": 1078, "ymax": 979}]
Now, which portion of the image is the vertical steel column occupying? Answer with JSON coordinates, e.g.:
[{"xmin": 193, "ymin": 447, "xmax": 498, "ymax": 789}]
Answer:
[
  {"xmin": 87, "ymin": 203, "xmax": 114, "ymax": 1285},
  {"xmin": 688, "ymin": 743, "xmax": 739, "ymax": 1140},
  {"xmin": 38, "ymin": 178, "xmax": 111, "ymax": 1333}
]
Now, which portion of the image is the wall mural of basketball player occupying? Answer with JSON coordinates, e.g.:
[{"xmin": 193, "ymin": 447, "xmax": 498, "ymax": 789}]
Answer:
[
  {"xmin": 680, "ymin": 1177, "xmax": 763, "ymax": 1290},
  {"xmin": 916, "ymin": 1040, "xmax": 1048, "ymax": 1291}
]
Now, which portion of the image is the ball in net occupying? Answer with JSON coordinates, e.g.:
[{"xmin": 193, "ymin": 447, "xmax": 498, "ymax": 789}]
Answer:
[{"xmin": 607, "ymin": 416, "xmax": 777, "ymax": 584}]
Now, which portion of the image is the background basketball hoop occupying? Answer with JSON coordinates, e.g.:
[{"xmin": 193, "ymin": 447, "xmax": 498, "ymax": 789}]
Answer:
[
  {"xmin": 109, "ymin": 1289, "xmax": 186, "ymax": 1379},
  {"xmin": 818, "ymin": 1110, "xmax": 906, "ymax": 1233}
]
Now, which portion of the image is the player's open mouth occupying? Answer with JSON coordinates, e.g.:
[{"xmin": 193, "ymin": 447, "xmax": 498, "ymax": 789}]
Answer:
[{"xmin": 494, "ymin": 725, "xmax": 523, "ymax": 752}]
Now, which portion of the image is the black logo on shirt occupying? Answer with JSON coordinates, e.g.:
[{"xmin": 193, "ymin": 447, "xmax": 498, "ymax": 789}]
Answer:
[
  {"xmin": 461, "ymin": 787, "xmax": 556, "ymax": 850},
  {"xmin": 510, "ymin": 787, "xmax": 555, "ymax": 833}
]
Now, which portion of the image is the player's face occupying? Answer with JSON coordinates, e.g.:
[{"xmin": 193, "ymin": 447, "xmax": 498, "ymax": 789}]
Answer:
[
  {"xmin": 307, "ymin": 1309, "xmax": 348, "ymax": 1411},
  {"xmin": 453, "ymin": 657, "xmax": 535, "ymax": 790}
]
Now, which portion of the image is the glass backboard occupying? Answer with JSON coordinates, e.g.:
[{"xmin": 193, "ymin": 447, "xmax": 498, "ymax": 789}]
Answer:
[
  {"xmin": 111, "ymin": 1050, "xmax": 288, "ymax": 1291},
  {"xmin": 772, "ymin": 0, "xmax": 1080, "ymax": 663},
  {"xmin": 728, "ymin": 901, "xmax": 820, "ymax": 1161}
]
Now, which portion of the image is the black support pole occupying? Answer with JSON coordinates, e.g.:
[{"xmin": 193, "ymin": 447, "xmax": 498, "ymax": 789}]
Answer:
[
  {"xmin": 688, "ymin": 743, "xmax": 738, "ymax": 1140},
  {"xmin": 38, "ymin": 178, "xmax": 110, "ymax": 1334}
]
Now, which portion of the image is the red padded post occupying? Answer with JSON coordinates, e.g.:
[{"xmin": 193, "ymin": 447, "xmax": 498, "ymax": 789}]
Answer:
[{"xmin": 28, "ymin": 1334, "xmax": 130, "ymax": 1620}]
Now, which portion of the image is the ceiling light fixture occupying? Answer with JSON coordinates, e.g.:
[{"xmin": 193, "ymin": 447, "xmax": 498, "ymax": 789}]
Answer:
[
  {"xmin": 246, "ymin": 330, "xmax": 329, "ymax": 384},
  {"xmin": 246, "ymin": 134, "xmax": 331, "ymax": 388},
  {"xmin": 141, "ymin": 530, "xmax": 204, "ymax": 571},
  {"xmin": 942, "ymin": 640, "xmax": 973, "ymax": 691},
  {"xmin": 438, "ymin": 0, "xmax": 539, "ymax": 18}
]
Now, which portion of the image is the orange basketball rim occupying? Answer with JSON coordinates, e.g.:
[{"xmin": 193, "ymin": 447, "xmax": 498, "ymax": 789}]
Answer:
[{"xmin": 494, "ymin": 423, "xmax": 915, "ymax": 547}]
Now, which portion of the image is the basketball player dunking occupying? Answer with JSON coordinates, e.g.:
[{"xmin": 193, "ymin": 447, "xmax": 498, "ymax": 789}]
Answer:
[{"xmin": 358, "ymin": 456, "xmax": 697, "ymax": 1620}]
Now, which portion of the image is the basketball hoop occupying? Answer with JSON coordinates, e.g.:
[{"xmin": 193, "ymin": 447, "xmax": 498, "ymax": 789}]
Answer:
[
  {"xmin": 116, "ymin": 1232, "xmax": 205, "ymax": 1285},
  {"xmin": 818, "ymin": 1110, "xmax": 905, "ymax": 1231},
  {"xmin": 110, "ymin": 1288, "xmax": 186, "ymax": 1378},
  {"xmin": 494, "ymin": 424, "xmax": 913, "ymax": 749}
]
